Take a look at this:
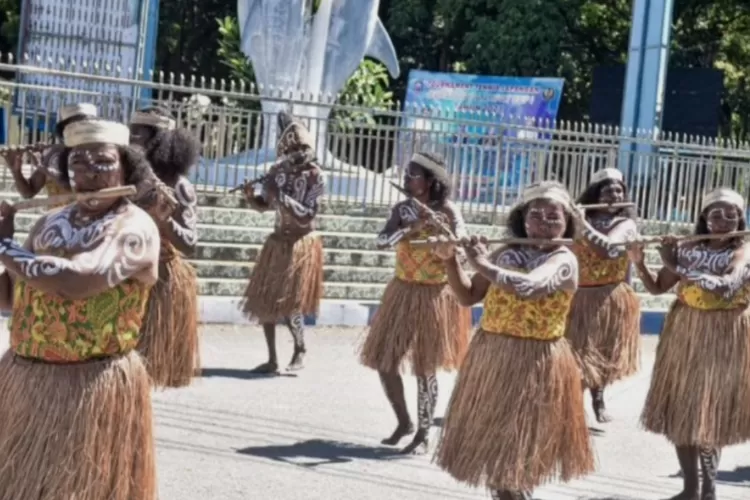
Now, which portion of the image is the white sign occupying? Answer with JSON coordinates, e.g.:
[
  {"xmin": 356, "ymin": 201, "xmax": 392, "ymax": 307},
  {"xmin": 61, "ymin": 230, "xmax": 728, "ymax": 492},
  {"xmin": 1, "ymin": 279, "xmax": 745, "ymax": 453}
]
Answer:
[{"xmin": 17, "ymin": 0, "xmax": 143, "ymax": 117}]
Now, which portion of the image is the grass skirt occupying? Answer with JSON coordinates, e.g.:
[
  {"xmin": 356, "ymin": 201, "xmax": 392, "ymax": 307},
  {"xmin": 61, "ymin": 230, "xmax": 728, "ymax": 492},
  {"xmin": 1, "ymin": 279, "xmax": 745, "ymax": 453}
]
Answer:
[
  {"xmin": 0, "ymin": 350, "xmax": 156, "ymax": 500},
  {"xmin": 241, "ymin": 232, "xmax": 324, "ymax": 323},
  {"xmin": 641, "ymin": 302, "xmax": 750, "ymax": 447},
  {"xmin": 565, "ymin": 282, "xmax": 641, "ymax": 388},
  {"xmin": 435, "ymin": 330, "xmax": 595, "ymax": 491},
  {"xmin": 138, "ymin": 254, "xmax": 199, "ymax": 388},
  {"xmin": 359, "ymin": 278, "xmax": 471, "ymax": 375}
]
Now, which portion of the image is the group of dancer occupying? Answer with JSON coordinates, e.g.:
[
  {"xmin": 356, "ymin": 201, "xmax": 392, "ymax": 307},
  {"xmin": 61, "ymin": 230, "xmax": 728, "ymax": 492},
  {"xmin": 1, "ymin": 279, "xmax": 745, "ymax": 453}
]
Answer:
[
  {"xmin": 361, "ymin": 159, "xmax": 750, "ymax": 500},
  {"xmin": 0, "ymin": 104, "xmax": 747, "ymax": 500},
  {"xmin": 0, "ymin": 106, "xmax": 325, "ymax": 499}
]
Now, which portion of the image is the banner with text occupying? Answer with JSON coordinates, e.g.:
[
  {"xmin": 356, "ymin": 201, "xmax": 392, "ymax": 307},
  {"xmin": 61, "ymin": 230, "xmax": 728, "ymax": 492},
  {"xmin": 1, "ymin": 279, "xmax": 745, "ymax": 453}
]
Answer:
[{"xmin": 399, "ymin": 70, "xmax": 564, "ymax": 204}]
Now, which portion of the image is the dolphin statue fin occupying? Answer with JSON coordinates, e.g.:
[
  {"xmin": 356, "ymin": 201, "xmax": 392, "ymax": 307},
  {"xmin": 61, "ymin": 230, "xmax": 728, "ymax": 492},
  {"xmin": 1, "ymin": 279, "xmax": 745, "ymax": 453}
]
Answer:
[
  {"xmin": 238, "ymin": 0, "xmax": 262, "ymax": 56},
  {"xmin": 364, "ymin": 17, "xmax": 400, "ymax": 79}
]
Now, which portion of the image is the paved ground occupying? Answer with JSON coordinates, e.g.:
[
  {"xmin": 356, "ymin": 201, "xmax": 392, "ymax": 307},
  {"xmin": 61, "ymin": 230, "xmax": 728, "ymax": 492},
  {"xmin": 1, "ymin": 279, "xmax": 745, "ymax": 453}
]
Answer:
[{"xmin": 2, "ymin": 326, "xmax": 750, "ymax": 499}]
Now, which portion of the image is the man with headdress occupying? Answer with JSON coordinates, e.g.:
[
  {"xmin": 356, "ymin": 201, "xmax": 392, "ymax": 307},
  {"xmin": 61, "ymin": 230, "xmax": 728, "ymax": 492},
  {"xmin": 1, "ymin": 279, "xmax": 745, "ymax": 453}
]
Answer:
[
  {"xmin": 239, "ymin": 110, "xmax": 325, "ymax": 374},
  {"xmin": 128, "ymin": 106, "xmax": 202, "ymax": 388},
  {"xmin": 3, "ymin": 103, "xmax": 98, "ymax": 204}
]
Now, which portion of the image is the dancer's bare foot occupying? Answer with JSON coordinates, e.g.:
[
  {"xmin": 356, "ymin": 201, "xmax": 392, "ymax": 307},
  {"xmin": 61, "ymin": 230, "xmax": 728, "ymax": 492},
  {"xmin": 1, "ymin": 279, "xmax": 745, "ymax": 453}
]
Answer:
[
  {"xmin": 666, "ymin": 490, "xmax": 699, "ymax": 500},
  {"xmin": 250, "ymin": 361, "xmax": 279, "ymax": 374},
  {"xmin": 381, "ymin": 422, "xmax": 414, "ymax": 446},
  {"xmin": 594, "ymin": 408, "xmax": 613, "ymax": 423},
  {"xmin": 287, "ymin": 349, "xmax": 306, "ymax": 371},
  {"xmin": 399, "ymin": 430, "xmax": 428, "ymax": 455}
]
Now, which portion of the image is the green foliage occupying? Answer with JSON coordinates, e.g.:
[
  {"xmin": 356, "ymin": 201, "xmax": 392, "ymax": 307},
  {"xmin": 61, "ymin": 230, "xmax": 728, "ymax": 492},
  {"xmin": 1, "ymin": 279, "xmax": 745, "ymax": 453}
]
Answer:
[
  {"xmin": 336, "ymin": 59, "xmax": 394, "ymax": 128},
  {"xmin": 216, "ymin": 16, "xmax": 256, "ymax": 96},
  {"xmin": 0, "ymin": 0, "xmax": 20, "ymax": 56}
]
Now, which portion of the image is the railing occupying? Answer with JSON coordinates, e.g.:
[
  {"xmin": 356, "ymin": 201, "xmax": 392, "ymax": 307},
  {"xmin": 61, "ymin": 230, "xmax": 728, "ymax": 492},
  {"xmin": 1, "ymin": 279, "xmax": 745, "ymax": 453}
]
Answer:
[{"xmin": 1, "ymin": 55, "xmax": 750, "ymax": 224}]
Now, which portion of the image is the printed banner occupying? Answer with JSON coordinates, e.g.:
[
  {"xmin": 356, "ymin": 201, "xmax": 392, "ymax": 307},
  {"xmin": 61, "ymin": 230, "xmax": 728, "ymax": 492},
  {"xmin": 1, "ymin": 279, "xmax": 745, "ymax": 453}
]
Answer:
[{"xmin": 399, "ymin": 70, "xmax": 564, "ymax": 204}]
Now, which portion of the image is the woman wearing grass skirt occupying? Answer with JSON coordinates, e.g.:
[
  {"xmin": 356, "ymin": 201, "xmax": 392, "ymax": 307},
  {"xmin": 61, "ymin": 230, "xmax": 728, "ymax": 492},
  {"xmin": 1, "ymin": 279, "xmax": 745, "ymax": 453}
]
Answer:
[
  {"xmin": 567, "ymin": 167, "xmax": 640, "ymax": 423},
  {"xmin": 0, "ymin": 119, "xmax": 169, "ymax": 499},
  {"xmin": 360, "ymin": 151, "xmax": 471, "ymax": 455},
  {"xmin": 130, "ymin": 106, "xmax": 201, "ymax": 388},
  {"xmin": 4, "ymin": 103, "xmax": 98, "ymax": 208},
  {"xmin": 240, "ymin": 111, "xmax": 325, "ymax": 373},
  {"xmin": 433, "ymin": 181, "xmax": 595, "ymax": 500},
  {"xmin": 635, "ymin": 187, "xmax": 750, "ymax": 500}
]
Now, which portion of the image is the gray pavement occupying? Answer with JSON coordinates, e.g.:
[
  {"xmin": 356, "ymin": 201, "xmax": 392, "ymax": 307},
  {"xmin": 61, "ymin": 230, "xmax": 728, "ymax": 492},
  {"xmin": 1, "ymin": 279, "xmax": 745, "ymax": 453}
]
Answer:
[{"xmin": 2, "ymin": 326, "xmax": 750, "ymax": 499}]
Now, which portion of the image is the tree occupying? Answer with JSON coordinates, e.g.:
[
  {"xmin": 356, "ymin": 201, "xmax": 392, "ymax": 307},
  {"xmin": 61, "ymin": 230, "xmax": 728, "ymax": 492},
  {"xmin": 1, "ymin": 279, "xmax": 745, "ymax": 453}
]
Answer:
[{"xmin": 0, "ymin": 0, "xmax": 19, "ymax": 58}]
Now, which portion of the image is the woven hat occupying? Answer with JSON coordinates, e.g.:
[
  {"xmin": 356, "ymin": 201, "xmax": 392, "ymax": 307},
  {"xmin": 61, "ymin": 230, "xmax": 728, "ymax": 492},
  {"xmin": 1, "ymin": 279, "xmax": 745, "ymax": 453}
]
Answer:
[{"xmin": 276, "ymin": 111, "xmax": 314, "ymax": 157}]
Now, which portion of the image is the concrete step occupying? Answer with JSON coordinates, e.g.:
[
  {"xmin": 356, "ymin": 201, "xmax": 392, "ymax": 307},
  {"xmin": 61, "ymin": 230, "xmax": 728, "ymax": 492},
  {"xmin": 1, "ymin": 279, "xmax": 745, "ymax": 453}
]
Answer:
[
  {"xmin": 193, "ymin": 260, "xmax": 395, "ymax": 283},
  {"xmin": 195, "ymin": 275, "xmax": 677, "ymax": 309},
  {"xmin": 199, "ymin": 278, "xmax": 387, "ymax": 301},
  {"xmin": 9, "ymin": 206, "xmax": 509, "ymax": 237},
  {"xmin": 0, "ymin": 184, "xmax": 696, "ymax": 234}
]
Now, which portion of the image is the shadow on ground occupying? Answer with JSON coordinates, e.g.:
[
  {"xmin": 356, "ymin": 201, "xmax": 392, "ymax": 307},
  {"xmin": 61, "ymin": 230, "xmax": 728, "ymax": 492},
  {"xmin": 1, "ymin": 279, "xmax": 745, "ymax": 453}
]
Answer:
[
  {"xmin": 237, "ymin": 439, "xmax": 404, "ymax": 467},
  {"xmin": 200, "ymin": 367, "xmax": 298, "ymax": 380},
  {"xmin": 718, "ymin": 466, "xmax": 750, "ymax": 484},
  {"xmin": 670, "ymin": 465, "xmax": 750, "ymax": 485}
]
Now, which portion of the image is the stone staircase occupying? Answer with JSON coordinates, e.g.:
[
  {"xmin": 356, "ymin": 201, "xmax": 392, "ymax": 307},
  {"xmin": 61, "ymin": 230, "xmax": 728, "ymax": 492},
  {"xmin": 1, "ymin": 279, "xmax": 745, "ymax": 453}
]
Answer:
[{"xmin": 0, "ymin": 181, "xmax": 687, "ymax": 330}]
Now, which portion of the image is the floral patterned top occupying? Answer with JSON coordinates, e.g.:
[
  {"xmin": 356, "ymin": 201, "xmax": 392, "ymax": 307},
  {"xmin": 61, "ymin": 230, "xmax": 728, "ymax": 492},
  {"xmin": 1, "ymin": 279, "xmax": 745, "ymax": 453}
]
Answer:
[
  {"xmin": 677, "ymin": 282, "xmax": 750, "ymax": 310},
  {"xmin": 480, "ymin": 284, "xmax": 573, "ymax": 340},
  {"xmin": 573, "ymin": 238, "xmax": 629, "ymax": 287},
  {"xmin": 395, "ymin": 228, "xmax": 448, "ymax": 285},
  {"xmin": 10, "ymin": 279, "xmax": 151, "ymax": 362}
]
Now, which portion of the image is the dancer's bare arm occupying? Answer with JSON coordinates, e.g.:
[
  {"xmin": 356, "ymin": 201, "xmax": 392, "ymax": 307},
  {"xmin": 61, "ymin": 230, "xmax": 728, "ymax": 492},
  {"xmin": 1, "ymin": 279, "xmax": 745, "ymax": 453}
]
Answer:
[
  {"xmin": 158, "ymin": 175, "xmax": 198, "ymax": 254},
  {"xmin": 0, "ymin": 206, "xmax": 160, "ymax": 300}
]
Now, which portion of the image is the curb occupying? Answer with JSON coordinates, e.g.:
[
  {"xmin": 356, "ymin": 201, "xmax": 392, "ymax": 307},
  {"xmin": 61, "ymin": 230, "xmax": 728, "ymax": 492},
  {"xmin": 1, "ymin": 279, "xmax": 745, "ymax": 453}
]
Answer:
[{"xmin": 198, "ymin": 296, "xmax": 667, "ymax": 335}]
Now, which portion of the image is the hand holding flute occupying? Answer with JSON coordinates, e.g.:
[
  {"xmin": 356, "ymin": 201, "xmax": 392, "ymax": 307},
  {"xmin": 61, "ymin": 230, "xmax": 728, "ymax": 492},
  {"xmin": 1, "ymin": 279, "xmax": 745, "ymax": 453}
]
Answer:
[{"xmin": 0, "ymin": 185, "xmax": 139, "ymax": 241}]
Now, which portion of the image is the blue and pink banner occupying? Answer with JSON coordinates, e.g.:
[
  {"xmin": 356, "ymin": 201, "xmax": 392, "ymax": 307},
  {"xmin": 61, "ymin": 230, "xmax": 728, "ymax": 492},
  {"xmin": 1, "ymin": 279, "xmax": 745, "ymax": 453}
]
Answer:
[{"xmin": 399, "ymin": 70, "xmax": 564, "ymax": 204}]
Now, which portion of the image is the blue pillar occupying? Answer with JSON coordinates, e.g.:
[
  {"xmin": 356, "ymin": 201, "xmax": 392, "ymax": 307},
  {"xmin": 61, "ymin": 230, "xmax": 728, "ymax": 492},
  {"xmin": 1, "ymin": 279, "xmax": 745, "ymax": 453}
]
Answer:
[{"xmin": 618, "ymin": 0, "xmax": 675, "ymax": 184}]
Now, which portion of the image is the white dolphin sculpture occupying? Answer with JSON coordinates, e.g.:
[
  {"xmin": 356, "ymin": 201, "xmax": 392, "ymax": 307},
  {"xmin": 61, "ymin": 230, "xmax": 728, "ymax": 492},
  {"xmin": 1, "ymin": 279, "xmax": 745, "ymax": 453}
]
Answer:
[
  {"xmin": 295, "ymin": 0, "xmax": 400, "ymax": 169},
  {"xmin": 237, "ymin": 0, "xmax": 399, "ymax": 170},
  {"xmin": 237, "ymin": 0, "xmax": 311, "ymax": 154}
]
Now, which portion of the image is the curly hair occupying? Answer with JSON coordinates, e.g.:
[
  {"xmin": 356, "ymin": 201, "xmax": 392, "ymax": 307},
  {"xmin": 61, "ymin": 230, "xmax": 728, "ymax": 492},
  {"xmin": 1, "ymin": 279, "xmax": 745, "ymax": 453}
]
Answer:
[
  {"xmin": 576, "ymin": 179, "xmax": 637, "ymax": 219},
  {"xmin": 506, "ymin": 181, "xmax": 579, "ymax": 240},
  {"xmin": 58, "ymin": 144, "xmax": 153, "ymax": 189},
  {"xmin": 409, "ymin": 151, "xmax": 452, "ymax": 205},
  {"xmin": 135, "ymin": 107, "xmax": 201, "ymax": 182},
  {"xmin": 694, "ymin": 205, "xmax": 747, "ymax": 250}
]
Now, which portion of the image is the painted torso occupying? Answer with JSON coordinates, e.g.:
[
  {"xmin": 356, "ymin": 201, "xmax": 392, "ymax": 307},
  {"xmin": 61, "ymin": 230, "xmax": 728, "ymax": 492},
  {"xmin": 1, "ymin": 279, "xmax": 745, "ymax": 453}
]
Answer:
[
  {"xmin": 267, "ymin": 160, "xmax": 325, "ymax": 237},
  {"xmin": 676, "ymin": 242, "xmax": 749, "ymax": 309}
]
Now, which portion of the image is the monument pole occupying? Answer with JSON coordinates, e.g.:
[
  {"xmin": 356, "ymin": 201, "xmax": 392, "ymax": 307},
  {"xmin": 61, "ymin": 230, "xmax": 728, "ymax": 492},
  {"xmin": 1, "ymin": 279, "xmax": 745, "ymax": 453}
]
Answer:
[{"xmin": 618, "ymin": 0, "xmax": 675, "ymax": 183}]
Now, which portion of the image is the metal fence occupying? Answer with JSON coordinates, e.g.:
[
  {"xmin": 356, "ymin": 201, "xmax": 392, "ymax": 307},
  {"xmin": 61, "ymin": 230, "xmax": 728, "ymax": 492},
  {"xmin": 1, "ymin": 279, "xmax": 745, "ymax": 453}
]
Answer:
[{"xmin": 1, "ymin": 54, "xmax": 750, "ymax": 224}]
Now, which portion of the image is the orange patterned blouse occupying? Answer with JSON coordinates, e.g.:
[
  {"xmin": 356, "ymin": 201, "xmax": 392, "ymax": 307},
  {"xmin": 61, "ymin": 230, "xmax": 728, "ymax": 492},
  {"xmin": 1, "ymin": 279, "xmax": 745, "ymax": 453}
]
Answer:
[
  {"xmin": 395, "ymin": 228, "xmax": 447, "ymax": 285},
  {"xmin": 10, "ymin": 279, "xmax": 151, "ymax": 362}
]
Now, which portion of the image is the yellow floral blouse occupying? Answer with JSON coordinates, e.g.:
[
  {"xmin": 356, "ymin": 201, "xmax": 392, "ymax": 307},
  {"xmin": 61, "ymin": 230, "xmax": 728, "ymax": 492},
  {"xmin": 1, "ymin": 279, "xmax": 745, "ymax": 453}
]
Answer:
[
  {"xmin": 573, "ymin": 239, "xmax": 628, "ymax": 287},
  {"xmin": 10, "ymin": 279, "xmax": 151, "ymax": 362},
  {"xmin": 480, "ymin": 284, "xmax": 574, "ymax": 340},
  {"xmin": 677, "ymin": 282, "xmax": 750, "ymax": 311}
]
